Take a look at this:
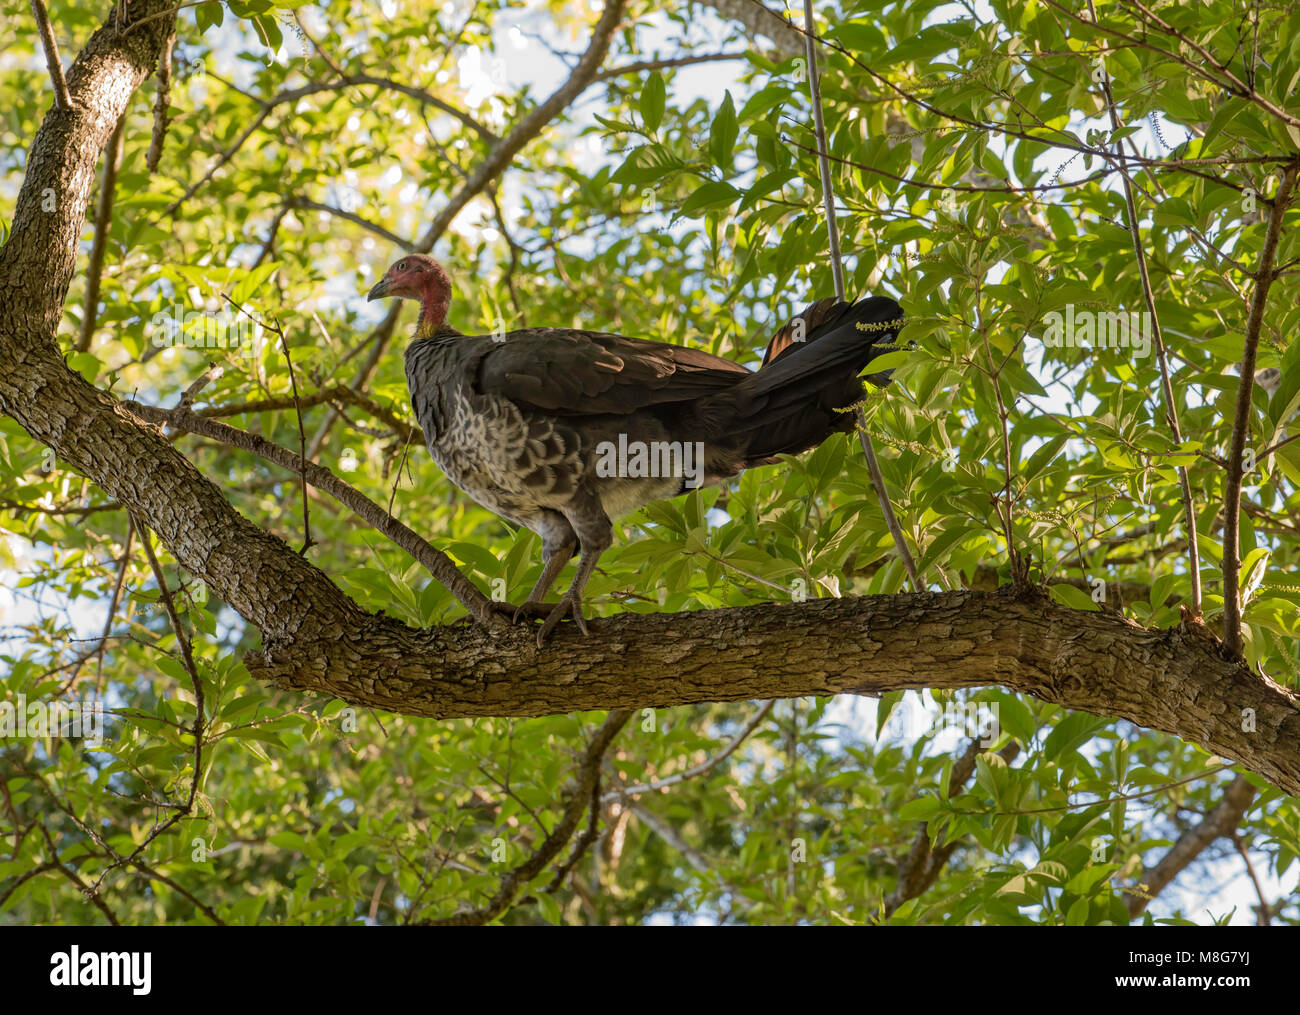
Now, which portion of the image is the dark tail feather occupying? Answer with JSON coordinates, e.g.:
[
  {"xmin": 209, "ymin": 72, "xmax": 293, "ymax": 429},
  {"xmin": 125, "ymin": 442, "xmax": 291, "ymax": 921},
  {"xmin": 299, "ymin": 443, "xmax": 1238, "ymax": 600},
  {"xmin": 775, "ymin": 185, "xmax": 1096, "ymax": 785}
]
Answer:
[
  {"xmin": 761, "ymin": 297, "xmax": 848, "ymax": 367},
  {"xmin": 708, "ymin": 296, "xmax": 904, "ymax": 463}
]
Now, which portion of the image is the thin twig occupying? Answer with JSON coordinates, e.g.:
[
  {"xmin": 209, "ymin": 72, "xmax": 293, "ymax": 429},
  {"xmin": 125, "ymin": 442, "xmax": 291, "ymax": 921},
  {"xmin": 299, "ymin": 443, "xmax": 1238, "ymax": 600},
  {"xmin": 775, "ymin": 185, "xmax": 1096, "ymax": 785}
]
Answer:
[
  {"xmin": 176, "ymin": 361, "xmax": 223, "ymax": 411},
  {"xmin": 92, "ymin": 519, "xmax": 133, "ymax": 695},
  {"xmin": 221, "ymin": 296, "xmax": 314, "ymax": 553},
  {"xmin": 76, "ymin": 113, "xmax": 126, "ymax": 353},
  {"xmin": 123, "ymin": 398, "xmax": 497, "ymax": 623},
  {"xmin": 801, "ymin": 0, "xmax": 920, "ymax": 590},
  {"xmin": 1231, "ymin": 830, "xmax": 1271, "ymax": 926},
  {"xmin": 146, "ymin": 29, "xmax": 176, "ymax": 173},
  {"xmin": 1088, "ymin": 0, "xmax": 1203, "ymax": 616},
  {"xmin": 544, "ymin": 776, "xmax": 602, "ymax": 893},
  {"xmin": 88, "ymin": 519, "xmax": 205, "ymax": 898},
  {"xmin": 424, "ymin": 710, "xmax": 633, "ymax": 925},
  {"xmin": 590, "ymin": 51, "xmax": 745, "ymax": 83},
  {"xmin": 30, "ymin": 0, "xmax": 72, "ymax": 109},
  {"xmin": 387, "ymin": 425, "xmax": 415, "ymax": 518},
  {"xmin": 288, "ymin": 197, "xmax": 417, "ymax": 252},
  {"xmin": 1124, "ymin": 772, "xmax": 1256, "ymax": 918},
  {"xmin": 603, "ymin": 700, "xmax": 776, "ymax": 803},
  {"xmin": 1221, "ymin": 163, "xmax": 1297, "ymax": 654}
]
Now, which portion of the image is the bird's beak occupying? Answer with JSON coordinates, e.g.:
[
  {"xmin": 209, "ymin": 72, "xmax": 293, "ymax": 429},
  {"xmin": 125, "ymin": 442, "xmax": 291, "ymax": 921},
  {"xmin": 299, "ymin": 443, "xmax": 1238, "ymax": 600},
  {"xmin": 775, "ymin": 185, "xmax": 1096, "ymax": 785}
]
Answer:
[{"xmin": 366, "ymin": 277, "xmax": 392, "ymax": 301}]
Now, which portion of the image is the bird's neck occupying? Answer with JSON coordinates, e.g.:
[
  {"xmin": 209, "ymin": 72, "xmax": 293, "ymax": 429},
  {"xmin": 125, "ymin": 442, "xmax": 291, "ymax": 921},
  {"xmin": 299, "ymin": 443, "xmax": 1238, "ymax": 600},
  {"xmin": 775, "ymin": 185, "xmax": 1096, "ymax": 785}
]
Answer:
[{"xmin": 416, "ymin": 285, "xmax": 450, "ymax": 339}]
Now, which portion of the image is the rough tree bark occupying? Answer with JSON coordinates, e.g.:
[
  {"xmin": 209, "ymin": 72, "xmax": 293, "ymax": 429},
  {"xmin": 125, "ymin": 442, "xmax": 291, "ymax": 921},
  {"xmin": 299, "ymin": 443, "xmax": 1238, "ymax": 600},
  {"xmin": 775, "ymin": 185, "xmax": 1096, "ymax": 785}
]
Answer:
[{"xmin": 1, "ymin": 1, "xmax": 1298, "ymax": 809}]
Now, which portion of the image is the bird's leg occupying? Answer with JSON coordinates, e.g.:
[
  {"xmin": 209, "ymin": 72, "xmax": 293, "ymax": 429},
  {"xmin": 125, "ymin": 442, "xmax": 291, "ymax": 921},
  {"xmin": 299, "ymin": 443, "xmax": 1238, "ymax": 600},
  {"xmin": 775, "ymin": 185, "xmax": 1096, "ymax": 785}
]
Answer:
[
  {"xmin": 537, "ymin": 500, "xmax": 611, "ymax": 647},
  {"xmin": 487, "ymin": 513, "xmax": 577, "ymax": 623},
  {"xmin": 502, "ymin": 536, "xmax": 576, "ymax": 621}
]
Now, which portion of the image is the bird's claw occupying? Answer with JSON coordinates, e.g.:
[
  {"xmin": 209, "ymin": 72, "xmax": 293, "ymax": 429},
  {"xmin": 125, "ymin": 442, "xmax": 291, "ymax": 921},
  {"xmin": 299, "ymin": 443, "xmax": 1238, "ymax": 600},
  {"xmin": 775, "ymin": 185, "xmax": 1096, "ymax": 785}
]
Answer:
[
  {"xmin": 486, "ymin": 596, "xmax": 588, "ymax": 645},
  {"xmin": 537, "ymin": 593, "xmax": 586, "ymax": 647}
]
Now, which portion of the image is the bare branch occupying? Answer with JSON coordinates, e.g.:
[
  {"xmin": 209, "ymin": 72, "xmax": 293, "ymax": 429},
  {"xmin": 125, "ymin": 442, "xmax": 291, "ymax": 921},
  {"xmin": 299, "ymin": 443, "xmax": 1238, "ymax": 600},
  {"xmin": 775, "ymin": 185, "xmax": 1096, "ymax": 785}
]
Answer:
[
  {"xmin": 146, "ymin": 28, "xmax": 175, "ymax": 172},
  {"xmin": 86, "ymin": 516, "xmax": 206, "ymax": 897},
  {"xmin": 288, "ymin": 197, "xmax": 417, "ymax": 252},
  {"xmin": 123, "ymin": 398, "xmax": 495, "ymax": 624},
  {"xmin": 29, "ymin": 0, "xmax": 72, "ymax": 109},
  {"xmin": 800, "ymin": 2, "xmax": 920, "ymax": 589},
  {"xmin": 75, "ymin": 112, "xmax": 126, "ymax": 354},
  {"xmin": 1222, "ymin": 163, "xmax": 1298, "ymax": 656},
  {"xmin": 414, "ymin": 0, "xmax": 630, "ymax": 250},
  {"xmin": 604, "ymin": 700, "xmax": 775, "ymax": 802},
  {"xmin": 590, "ymin": 51, "xmax": 746, "ymax": 83},
  {"xmin": 883, "ymin": 738, "xmax": 1021, "ymax": 918}
]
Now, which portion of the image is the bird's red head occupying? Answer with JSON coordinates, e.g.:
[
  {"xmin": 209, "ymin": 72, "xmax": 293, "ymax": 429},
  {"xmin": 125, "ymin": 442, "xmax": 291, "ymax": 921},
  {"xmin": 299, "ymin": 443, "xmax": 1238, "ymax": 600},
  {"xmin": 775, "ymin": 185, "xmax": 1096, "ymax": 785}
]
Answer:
[{"xmin": 366, "ymin": 254, "xmax": 452, "ymax": 336}]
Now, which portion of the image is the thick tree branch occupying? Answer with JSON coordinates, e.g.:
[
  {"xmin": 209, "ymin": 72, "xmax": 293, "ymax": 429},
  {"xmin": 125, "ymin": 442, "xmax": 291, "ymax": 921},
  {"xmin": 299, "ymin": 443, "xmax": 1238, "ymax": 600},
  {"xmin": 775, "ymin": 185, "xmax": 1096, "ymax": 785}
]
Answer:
[
  {"xmin": 2, "ymin": 3, "xmax": 1299, "ymax": 866},
  {"xmin": 235, "ymin": 588, "xmax": 1300, "ymax": 796}
]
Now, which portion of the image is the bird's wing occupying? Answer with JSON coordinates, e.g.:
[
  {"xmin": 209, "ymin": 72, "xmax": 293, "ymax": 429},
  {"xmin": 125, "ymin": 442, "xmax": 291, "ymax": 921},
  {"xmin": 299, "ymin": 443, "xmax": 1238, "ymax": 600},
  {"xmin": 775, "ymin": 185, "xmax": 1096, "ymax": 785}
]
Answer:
[{"xmin": 475, "ymin": 328, "xmax": 752, "ymax": 415}]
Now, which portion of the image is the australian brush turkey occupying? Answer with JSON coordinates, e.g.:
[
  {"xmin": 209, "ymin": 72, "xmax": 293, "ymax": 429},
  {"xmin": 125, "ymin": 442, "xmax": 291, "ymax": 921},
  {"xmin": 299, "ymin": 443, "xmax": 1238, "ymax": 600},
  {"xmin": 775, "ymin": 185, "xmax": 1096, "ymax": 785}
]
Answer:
[{"xmin": 367, "ymin": 254, "xmax": 903, "ymax": 645}]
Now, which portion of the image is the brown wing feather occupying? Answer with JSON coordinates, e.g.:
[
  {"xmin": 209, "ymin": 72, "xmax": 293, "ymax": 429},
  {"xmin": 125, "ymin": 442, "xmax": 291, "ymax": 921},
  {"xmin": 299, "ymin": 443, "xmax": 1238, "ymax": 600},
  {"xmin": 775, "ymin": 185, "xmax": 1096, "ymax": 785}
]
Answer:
[{"xmin": 476, "ymin": 328, "xmax": 752, "ymax": 416}]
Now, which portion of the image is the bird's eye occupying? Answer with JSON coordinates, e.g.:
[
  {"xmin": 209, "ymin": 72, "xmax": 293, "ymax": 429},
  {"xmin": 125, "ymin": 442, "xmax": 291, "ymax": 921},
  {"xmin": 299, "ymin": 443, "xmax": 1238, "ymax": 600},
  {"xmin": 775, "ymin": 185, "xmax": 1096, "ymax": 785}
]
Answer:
[{"xmin": 396, "ymin": 260, "xmax": 408, "ymax": 272}]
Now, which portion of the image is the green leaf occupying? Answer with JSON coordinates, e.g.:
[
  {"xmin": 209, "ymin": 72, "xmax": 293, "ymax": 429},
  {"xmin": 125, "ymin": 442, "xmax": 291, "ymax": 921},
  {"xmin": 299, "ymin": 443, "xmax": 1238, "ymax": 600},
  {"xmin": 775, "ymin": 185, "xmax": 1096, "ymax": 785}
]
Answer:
[
  {"xmin": 533, "ymin": 891, "xmax": 563, "ymax": 925},
  {"xmin": 1021, "ymin": 434, "xmax": 1069, "ymax": 485},
  {"xmin": 993, "ymin": 692, "xmax": 1035, "ymax": 745},
  {"xmin": 196, "ymin": 1, "xmax": 224, "ymax": 32},
  {"xmin": 1044, "ymin": 712, "xmax": 1106, "ymax": 762},
  {"xmin": 1048, "ymin": 583, "xmax": 1100, "ymax": 612},
  {"xmin": 709, "ymin": 91, "xmax": 738, "ymax": 167},
  {"xmin": 897, "ymin": 796, "xmax": 942, "ymax": 821},
  {"xmin": 269, "ymin": 831, "xmax": 306, "ymax": 851},
  {"xmin": 918, "ymin": 524, "xmax": 976, "ymax": 575},
  {"xmin": 876, "ymin": 689, "xmax": 904, "ymax": 738},
  {"xmin": 640, "ymin": 72, "xmax": 666, "ymax": 132},
  {"xmin": 249, "ymin": 13, "xmax": 283, "ymax": 54},
  {"xmin": 679, "ymin": 181, "xmax": 741, "ymax": 216},
  {"xmin": 861, "ymin": 348, "xmax": 911, "ymax": 375}
]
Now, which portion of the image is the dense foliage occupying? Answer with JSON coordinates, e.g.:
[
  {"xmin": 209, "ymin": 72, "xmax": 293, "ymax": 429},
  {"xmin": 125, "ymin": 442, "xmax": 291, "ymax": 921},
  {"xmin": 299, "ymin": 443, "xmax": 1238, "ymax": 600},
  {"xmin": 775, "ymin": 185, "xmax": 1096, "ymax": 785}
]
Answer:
[{"xmin": 1, "ymin": 0, "xmax": 1297, "ymax": 925}]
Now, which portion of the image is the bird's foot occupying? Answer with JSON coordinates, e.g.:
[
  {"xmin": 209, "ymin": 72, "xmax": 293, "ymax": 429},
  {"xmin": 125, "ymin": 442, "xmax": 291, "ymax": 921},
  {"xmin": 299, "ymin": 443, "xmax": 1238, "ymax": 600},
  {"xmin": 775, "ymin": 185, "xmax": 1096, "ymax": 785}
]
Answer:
[
  {"xmin": 537, "ymin": 592, "xmax": 587, "ymax": 647},
  {"xmin": 487, "ymin": 599, "xmax": 556, "ymax": 624},
  {"xmin": 485, "ymin": 595, "xmax": 587, "ymax": 645}
]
